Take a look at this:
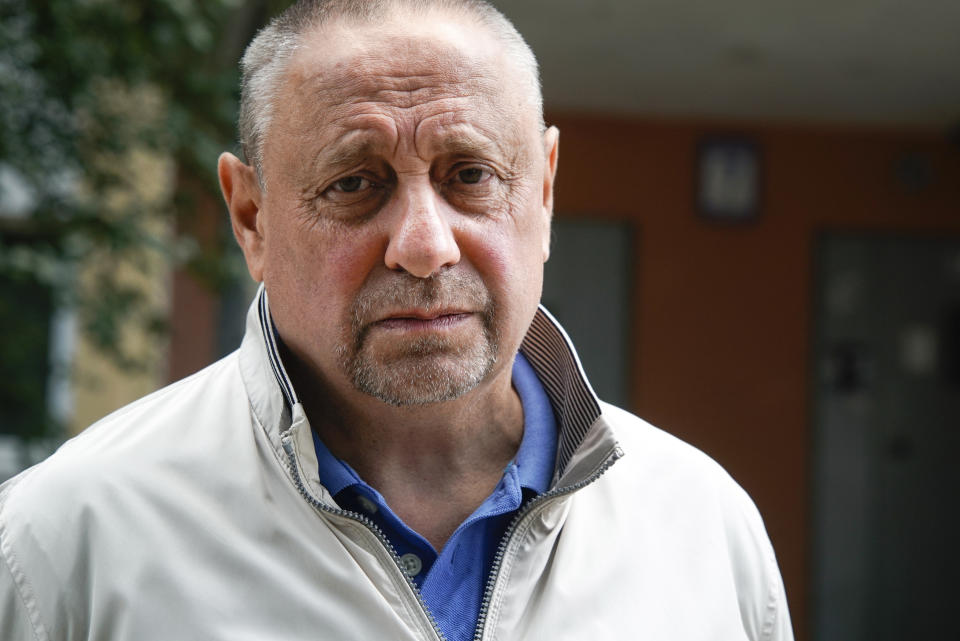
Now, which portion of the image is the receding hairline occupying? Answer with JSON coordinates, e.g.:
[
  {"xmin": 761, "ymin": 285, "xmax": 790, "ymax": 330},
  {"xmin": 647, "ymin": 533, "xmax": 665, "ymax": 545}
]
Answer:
[
  {"xmin": 238, "ymin": 0, "xmax": 544, "ymax": 184},
  {"xmin": 295, "ymin": 9, "xmax": 518, "ymax": 71}
]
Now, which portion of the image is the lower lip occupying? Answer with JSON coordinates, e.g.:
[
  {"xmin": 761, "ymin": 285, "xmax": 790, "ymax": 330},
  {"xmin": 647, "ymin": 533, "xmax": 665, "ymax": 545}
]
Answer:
[{"xmin": 375, "ymin": 313, "xmax": 473, "ymax": 332}]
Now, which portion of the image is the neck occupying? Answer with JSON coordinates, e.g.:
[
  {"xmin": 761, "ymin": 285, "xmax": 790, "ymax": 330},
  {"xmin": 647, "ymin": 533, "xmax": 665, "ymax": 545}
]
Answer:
[
  {"xmin": 310, "ymin": 372, "xmax": 523, "ymax": 478},
  {"xmin": 285, "ymin": 349, "xmax": 524, "ymax": 550}
]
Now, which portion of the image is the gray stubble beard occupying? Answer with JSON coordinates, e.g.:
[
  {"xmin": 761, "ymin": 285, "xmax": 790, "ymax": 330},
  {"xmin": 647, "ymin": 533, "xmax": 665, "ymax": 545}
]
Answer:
[{"xmin": 337, "ymin": 271, "xmax": 501, "ymax": 407}]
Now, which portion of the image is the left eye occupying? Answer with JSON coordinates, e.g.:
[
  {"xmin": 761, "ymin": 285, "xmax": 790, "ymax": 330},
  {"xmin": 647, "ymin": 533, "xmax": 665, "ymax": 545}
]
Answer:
[{"xmin": 456, "ymin": 167, "xmax": 487, "ymax": 184}]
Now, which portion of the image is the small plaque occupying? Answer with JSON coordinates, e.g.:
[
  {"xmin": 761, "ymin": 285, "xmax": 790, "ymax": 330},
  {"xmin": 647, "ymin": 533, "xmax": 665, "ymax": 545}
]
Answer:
[{"xmin": 697, "ymin": 138, "xmax": 761, "ymax": 222}]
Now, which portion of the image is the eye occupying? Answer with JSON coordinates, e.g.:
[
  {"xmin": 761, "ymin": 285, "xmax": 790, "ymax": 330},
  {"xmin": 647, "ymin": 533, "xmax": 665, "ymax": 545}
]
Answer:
[
  {"xmin": 457, "ymin": 167, "xmax": 486, "ymax": 184},
  {"xmin": 332, "ymin": 175, "xmax": 370, "ymax": 192},
  {"xmin": 315, "ymin": 173, "xmax": 386, "ymax": 215}
]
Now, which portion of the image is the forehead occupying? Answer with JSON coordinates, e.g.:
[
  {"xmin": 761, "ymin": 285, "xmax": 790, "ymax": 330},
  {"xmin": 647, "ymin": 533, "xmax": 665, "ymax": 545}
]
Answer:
[
  {"xmin": 270, "ymin": 14, "xmax": 535, "ymax": 162},
  {"xmin": 297, "ymin": 14, "xmax": 507, "ymax": 90}
]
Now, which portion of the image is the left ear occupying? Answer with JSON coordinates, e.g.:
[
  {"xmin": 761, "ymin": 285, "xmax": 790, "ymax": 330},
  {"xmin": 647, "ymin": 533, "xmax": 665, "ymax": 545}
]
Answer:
[{"xmin": 540, "ymin": 126, "xmax": 559, "ymax": 262}]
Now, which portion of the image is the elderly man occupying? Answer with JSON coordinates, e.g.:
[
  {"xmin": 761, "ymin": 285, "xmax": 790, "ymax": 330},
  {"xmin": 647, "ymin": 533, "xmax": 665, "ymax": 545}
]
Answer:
[{"xmin": 0, "ymin": 1, "xmax": 792, "ymax": 639}]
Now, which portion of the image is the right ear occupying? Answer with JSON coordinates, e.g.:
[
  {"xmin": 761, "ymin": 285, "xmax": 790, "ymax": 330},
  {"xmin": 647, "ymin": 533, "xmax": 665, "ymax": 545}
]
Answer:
[{"xmin": 218, "ymin": 152, "xmax": 265, "ymax": 282}]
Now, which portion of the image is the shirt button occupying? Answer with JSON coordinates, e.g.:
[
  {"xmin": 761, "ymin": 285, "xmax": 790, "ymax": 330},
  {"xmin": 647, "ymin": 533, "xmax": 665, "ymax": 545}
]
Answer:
[
  {"xmin": 356, "ymin": 495, "xmax": 378, "ymax": 514},
  {"xmin": 399, "ymin": 553, "xmax": 423, "ymax": 576}
]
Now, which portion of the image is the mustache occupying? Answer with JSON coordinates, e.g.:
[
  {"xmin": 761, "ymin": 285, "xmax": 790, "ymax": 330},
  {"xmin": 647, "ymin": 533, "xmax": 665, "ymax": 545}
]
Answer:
[{"xmin": 350, "ymin": 270, "xmax": 492, "ymax": 332}]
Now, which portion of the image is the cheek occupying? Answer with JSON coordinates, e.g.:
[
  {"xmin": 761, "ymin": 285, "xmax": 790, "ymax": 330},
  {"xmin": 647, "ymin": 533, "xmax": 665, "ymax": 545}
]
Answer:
[
  {"xmin": 466, "ymin": 220, "xmax": 545, "ymax": 311},
  {"xmin": 263, "ymin": 219, "xmax": 385, "ymax": 336},
  {"xmin": 506, "ymin": 181, "xmax": 550, "ymax": 258}
]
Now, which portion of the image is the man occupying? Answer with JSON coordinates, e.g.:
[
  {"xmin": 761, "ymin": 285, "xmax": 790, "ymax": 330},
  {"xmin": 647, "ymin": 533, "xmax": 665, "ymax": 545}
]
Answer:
[{"xmin": 0, "ymin": 1, "xmax": 793, "ymax": 639}]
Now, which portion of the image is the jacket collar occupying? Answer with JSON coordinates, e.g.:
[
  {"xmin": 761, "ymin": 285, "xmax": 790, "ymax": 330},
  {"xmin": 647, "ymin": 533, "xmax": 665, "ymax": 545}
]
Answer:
[{"xmin": 238, "ymin": 285, "xmax": 621, "ymax": 489}]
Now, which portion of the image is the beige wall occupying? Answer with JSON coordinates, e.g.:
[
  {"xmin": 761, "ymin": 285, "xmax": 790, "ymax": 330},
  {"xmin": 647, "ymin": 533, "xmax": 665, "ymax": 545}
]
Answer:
[
  {"xmin": 69, "ymin": 86, "xmax": 175, "ymax": 433},
  {"xmin": 70, "ymin": 250, "xmax": 170, "ymax": 434}
]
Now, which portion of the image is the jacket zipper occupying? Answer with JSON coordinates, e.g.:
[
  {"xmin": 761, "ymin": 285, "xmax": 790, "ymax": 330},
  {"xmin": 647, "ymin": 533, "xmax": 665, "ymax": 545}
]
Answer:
[
  {"xmin": 283, "ymin": 431, "xmax": 622, "ymax": 641},
  {"xmin": 281, "ymin": 435, "xmax": 448, "ymax": 641},
  {"xmin": 471, "ymin": 446, "xmax": 623, "ymax": 641}
]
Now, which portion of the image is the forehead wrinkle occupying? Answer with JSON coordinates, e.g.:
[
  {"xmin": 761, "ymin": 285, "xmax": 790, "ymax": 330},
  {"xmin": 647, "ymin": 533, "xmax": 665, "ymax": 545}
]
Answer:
[
  {"xmin": 309, "ymin": 115, "xmax": 398, "ymax": 169},
  {"xmin": 414, "ymin": 118, "xmax": 503, "ymax": 162},
  {"xmin": 348, "ymin": 73, "xmax": 457, "ymax": 110},
  {"xmin": 412, "ymin": 101, "xmax": 534, "ymax": 171}
]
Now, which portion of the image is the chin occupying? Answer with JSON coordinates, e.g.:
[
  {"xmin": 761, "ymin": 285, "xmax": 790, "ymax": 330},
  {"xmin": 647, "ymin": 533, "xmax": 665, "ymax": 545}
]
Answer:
[{"xmin": 346, "ymin": 340, "xmax": 499, "ymax": 407}]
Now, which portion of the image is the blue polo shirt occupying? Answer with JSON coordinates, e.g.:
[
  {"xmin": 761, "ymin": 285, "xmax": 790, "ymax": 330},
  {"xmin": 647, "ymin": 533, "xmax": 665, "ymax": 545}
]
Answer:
[{"xmin": 311, "ymin": 352, "xmax": 557, "ymax": 641}]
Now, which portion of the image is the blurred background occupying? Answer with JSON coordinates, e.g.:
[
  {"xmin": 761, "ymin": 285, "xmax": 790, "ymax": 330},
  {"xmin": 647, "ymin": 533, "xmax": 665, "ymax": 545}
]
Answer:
[{"xmin": 1, "ymin": 1, "xmax": 958, "ymax": 639}]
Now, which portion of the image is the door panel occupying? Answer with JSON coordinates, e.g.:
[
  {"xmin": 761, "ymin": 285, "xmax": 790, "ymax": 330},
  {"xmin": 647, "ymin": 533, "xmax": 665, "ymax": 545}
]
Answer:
[{"xmin": 812, "ymin": 234, "xmax": 960, "ymax": 639}]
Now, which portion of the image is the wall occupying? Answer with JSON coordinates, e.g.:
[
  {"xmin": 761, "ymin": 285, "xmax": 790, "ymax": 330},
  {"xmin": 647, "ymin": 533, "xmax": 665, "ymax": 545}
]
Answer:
[
  {"xmin": 548, "ymin": 112, "xmax": 960, "ymax": 641},
  {"xmin": 71, "ymin": 138, "xmax": 174, "ymax": 434},
  {"xmin": 167, "ymin": 174, "xmax": 223, "ymax": 383}
]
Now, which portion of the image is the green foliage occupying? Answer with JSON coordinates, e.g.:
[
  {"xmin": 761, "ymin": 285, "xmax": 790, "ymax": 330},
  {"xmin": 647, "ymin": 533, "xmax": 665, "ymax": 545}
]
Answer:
[
  {"xmin": 2, "ymin": 0, "xmax": 242, "ymax": 203},
  {"xmin": 0, "ymin": 268, "xmax": 55, "ymax": 439},
  {"xmin": 0, "ymin": 0, "xmax": 287, "ymax": 438}
]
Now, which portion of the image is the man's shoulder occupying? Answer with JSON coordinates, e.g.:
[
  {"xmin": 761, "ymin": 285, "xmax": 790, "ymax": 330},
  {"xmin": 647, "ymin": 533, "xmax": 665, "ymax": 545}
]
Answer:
[
  {"xmin": 599, "ymin": 401, "xmax": 738, "ymax": 484},
  {"xmin": 0, "ymin": 352, "xmax": 245, "ymax": 524},
  {"xmin": 585, "ymin": 403, "xmax": 792, "ymax": 639},
  {"xmin": 53, "ymin": 351, "xmax": 241, "ymax": 458},
  {"xmin": 595, "ymin": 401, "xmax": 770, "ymax": 540},
  {"xmin": 0, "ymin": 351, "xmax": 277, "ymax": 636}
]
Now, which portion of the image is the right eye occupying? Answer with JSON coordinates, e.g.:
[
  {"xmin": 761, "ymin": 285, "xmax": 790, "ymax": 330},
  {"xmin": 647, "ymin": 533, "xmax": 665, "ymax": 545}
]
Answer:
[
  {"xmin": 313, "ymin": 172, "xmax": 388, "ymax": 222},
  {"xmin": 331, "ymin": 176, "xmax": 371, "ymax": 193}
]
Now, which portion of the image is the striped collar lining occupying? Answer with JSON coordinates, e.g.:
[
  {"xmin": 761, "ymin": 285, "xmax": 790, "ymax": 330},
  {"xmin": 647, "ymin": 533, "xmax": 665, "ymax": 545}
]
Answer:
[
  {"xmin": 257, "ymin": 287, "xmax": 298, "ymax": 409},
  {"xmin": 256, "ymin": 288, "xmax": 602, "ymax": 475},
  {"xmin": 519, "ymin": 306, "xmax": 603, "ymax": 477}
]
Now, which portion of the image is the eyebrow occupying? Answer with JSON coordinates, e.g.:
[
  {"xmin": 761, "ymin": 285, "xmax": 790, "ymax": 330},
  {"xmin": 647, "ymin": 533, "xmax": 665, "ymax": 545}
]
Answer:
[
  {"xmin": 427, "ymin": 128, "xmax": 504, "ymax": 160},
  {"xmin": 318, "ymin": 138, "xmax": 382, "ymax": 171},
  {"xmin": 313, "ymin": 126, "xmax": 507, "ymax": 172},
  {"xmin": 433, "ymin": 134, "xmax": 498, "ymax": 158}
]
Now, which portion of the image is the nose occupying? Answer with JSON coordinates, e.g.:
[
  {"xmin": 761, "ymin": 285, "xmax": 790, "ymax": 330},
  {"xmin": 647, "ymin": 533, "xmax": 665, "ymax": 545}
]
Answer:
[{"xmin": 383, "ymin": 181, "xmax": 461, "ymax": 278}]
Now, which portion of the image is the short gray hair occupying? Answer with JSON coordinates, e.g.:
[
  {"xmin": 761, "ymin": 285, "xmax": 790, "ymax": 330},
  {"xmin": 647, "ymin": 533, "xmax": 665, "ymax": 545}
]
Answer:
[{"xmin": 237, "ymin": 0, "xmax": 543, "ymax": 184}]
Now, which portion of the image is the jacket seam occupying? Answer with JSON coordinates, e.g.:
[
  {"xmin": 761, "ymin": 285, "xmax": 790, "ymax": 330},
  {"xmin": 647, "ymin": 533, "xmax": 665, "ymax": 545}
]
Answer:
[
  {"xmin": 248, "ymin": 396, "xmax": 293, "ymax": 481},
  {"xmin": 759, "ymin": 545, "xmax": 783, "ymax": 641},
  {"xmin": 0, "ymin": 481, "xmax": 47, "ymax": 641}
]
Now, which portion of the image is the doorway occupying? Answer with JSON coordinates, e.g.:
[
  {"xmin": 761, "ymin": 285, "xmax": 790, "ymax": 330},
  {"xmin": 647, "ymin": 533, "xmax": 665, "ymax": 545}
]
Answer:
[
  {"xmin": 541, "ymin": 218, "xmax": 633, "ymax": 409},
  {"xmin": 811, "ymin": 233, "xmax": 960, "ymax": 639}
]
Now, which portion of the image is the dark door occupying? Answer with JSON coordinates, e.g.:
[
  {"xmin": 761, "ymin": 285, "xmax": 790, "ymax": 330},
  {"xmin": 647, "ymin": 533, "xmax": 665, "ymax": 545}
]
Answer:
[{"xmin": 812, "ymin": 233, "xmax": 960, "ymax": 639}]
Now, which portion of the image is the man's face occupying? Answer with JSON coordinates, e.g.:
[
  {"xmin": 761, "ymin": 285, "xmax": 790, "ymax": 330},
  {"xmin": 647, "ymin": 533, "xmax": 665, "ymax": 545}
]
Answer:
[{"xmin": 234, "ymin": 14, "xmax": 557, "ymax": 407}]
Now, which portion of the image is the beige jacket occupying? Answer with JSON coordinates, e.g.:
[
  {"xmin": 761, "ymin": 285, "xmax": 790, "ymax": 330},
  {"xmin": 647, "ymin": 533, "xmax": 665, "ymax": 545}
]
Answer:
[{"xmin": 0, "ymin": 291, "xmax": 793, "ymax": 640}]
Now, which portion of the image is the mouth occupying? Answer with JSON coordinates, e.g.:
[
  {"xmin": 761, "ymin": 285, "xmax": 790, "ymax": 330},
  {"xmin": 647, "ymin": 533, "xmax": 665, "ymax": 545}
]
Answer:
[{"xmin": 372, "ymin": 310, "xmax": 474, "ymax": 332}]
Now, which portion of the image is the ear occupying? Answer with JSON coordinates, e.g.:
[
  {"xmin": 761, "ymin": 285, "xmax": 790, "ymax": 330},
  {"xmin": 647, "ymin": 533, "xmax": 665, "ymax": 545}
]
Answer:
[
  {"xmin": 540, "ymin": 126, "xmax": 559, "ymax": 262},
  {"xmin": 218, "ymin": 152, "xmax": 265, "ymax": 282}
]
